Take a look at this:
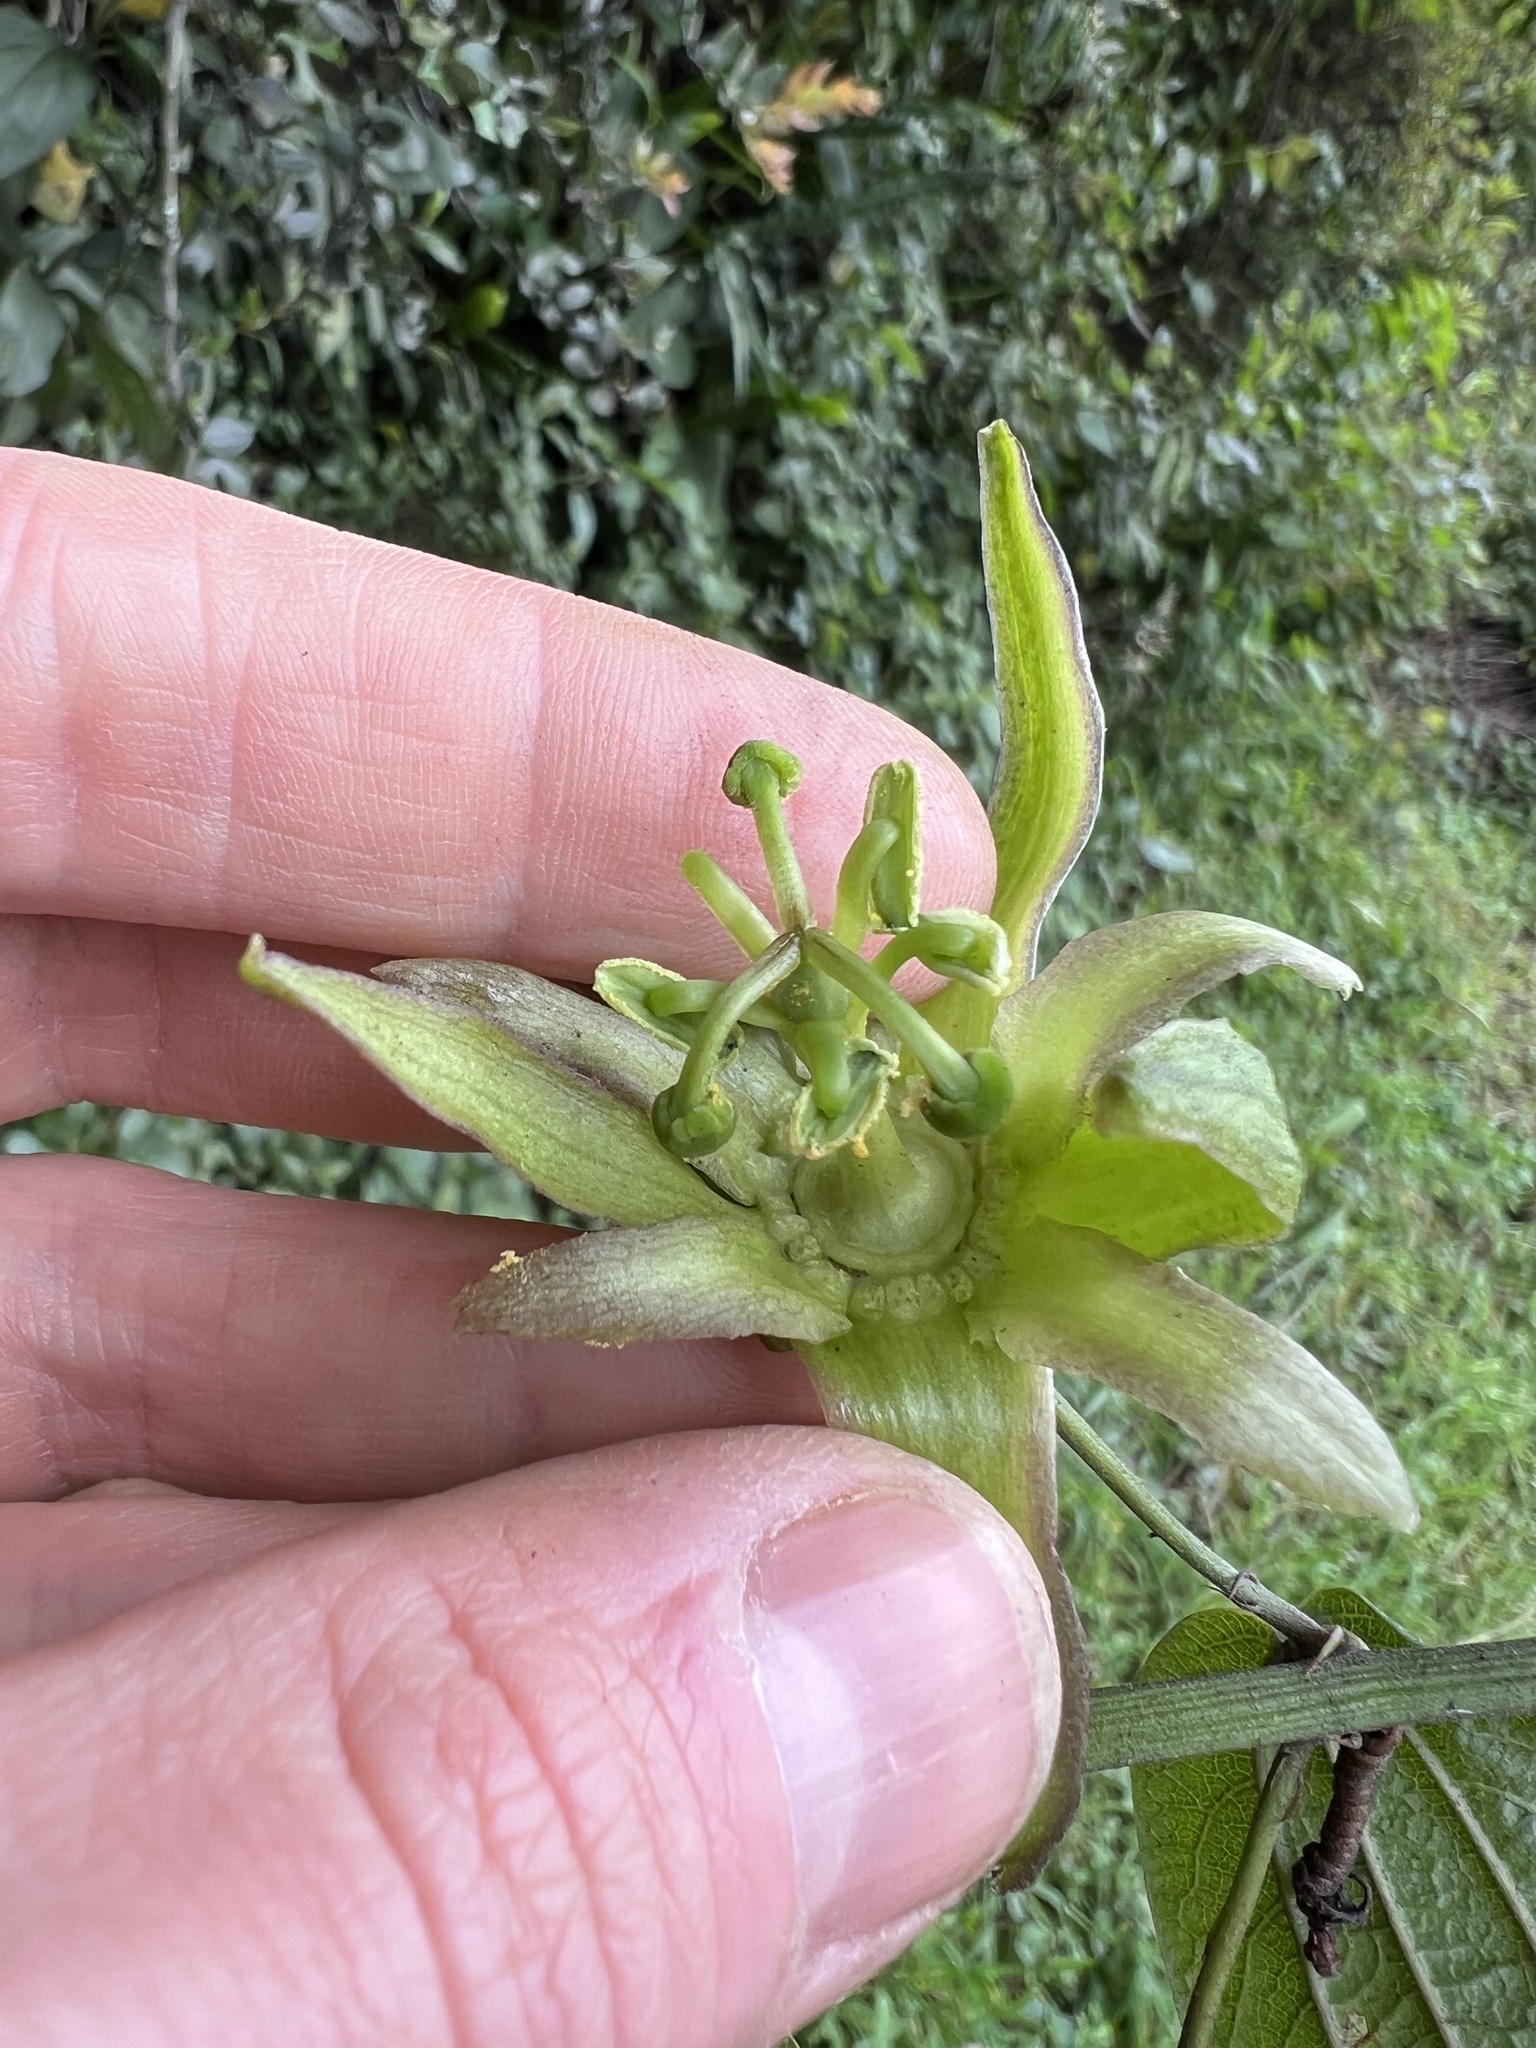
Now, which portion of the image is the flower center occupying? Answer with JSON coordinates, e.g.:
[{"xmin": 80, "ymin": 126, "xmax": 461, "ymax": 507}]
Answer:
[
  {"xmin": 628, "ymin": 740, "xmax": 1018, "ymax": 1169},
  {"xmin": 793, "ymin": 1114, "xmax": 974, "ymax": 1276}
]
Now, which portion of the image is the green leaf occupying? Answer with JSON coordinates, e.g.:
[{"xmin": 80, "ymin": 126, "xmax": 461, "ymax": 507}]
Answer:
[
  {"xmin": 971, "ymin": 1220, "xmax": 1418, "ymax": 1528},
  {"xmin": 977, "ymin": 420, "xmax": 1104, "ymax": 979},
  {"xmin": 80, "ymin": 310, "xmax": 177, "ymax": 468},
  {"xmin": 1134, "ymin": 1598, "xmax": 1536, "ymax": 2045},
  {"xmin": 1302, "ymin": 1590, "xmax": 1536, "ymax": 2044},
  {"xmin": 0, "ymin": 8, "xmax": 93, "ymax": 181},
  {"xmin": 0, "ymin": 266, "xmax": 66, "ymax": 400},
  {"xmin": 802, "ymin": 1309, "xmax": 1090, "ymax": 1887},
  {"xmin": 989, "ymin": 911, "xmax": 1360, "ymax": 1177},
  {"xmin": 455, "ymin": 1212, "xmax": 851, "ymax": 1344},
  {"xmin": 241, "ymin": 939, "xmax": 724, "ymax": 1227},
  {"xmin": 1020, "ymin": 1020, "xmax": 1304, "ymax": 1258},
  {"xmin": 1132, "ymin": 1606, "xmax": 1330, "ymax": 2047}
]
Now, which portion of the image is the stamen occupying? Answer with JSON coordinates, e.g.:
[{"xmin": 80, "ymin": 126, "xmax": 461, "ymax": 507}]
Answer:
[
  {"xmin": 681, "ymin": 851, "xmax": 776, "ymax": 958},
  {"xmin": 871, "ymin": 910, "xmax": 1012, "ymax": 995},
  {"xmin": 832, "ymin": 817, "xmax": 901, "ymax": 949},
  {"xmin": 804, "ymin": 930, "xmax": 1014, "ymax": 1137},
  {"xmin": 861, "ymin": 761, "xmax": 922, "ymax": 931},
  {"xmin": 806, "ymin": 930, "xmax": 978, "ymax": 1100},
  {"xmin": 722, "ymin": 743, "xmax": 812, "ymax": 930},
  {"xmin": 651, "ymin": 932, "xmax": 802, "ymax": 1158},
  {"xmin": 645, "ymin": 978, "xmax": 727, "ymax": 1017}
]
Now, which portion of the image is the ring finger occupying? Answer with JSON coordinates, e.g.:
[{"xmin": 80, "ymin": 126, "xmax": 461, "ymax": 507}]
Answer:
[{"xmin": 0, "ymin": 1155, "xmax": 821, "ymax": 1503}]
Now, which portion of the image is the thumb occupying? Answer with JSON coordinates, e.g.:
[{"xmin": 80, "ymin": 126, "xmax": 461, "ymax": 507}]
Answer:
[{"xmin": 1, "ymin": 1427, "xmax": 1060, "ymax": 2048}]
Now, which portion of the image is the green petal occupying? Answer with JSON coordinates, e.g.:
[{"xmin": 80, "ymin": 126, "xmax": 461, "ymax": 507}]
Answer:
[
  {"xmin": 801, "ymin": 1309, "xmax": 1090, "ymax": 1888},
  {"xmin": 925, "ymin": 422, "xmax": 1103, "ymax": 1058},
  {"xmin": 989, "ymin": 910, "xmax": 1360, "ymax": 1176},
  {"xmin": 456, "ymin": 1213, "xmax": 851, "ymax": 1344},
  {"xmin": 979, "ymin": 421, "xmax": 1104, "ymax": 977},
  {"xmin": 241, "ymin": 938, "xmax": 724, "ymax": 1227},
  {"xmin": 1019, "ymin": 1019, "xmax": 1304, "ymax": 1258},
  {"xmin": 971, "ymin": 1220, "xmax": 1418, "ymax": 1530}
]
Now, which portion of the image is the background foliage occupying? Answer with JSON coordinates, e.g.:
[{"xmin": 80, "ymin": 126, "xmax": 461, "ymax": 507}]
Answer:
[{"xmin": 4, "ymin": 0, "xmax": 1535, "ymax": 2039}]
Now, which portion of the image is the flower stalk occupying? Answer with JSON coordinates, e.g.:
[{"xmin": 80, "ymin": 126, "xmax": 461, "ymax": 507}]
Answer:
[{"xmin": 1055, "ymin": 1394, "xmax": 1341, "ymax": 1657}]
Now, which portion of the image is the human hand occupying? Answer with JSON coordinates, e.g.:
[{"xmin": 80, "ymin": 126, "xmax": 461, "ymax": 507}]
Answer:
[{"xmin": 0, "ymin": 452, "xmax": 1061, "ymax": 2047}]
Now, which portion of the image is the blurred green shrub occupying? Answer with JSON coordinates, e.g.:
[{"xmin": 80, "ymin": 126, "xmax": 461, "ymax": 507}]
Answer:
[{"xmin": 4, "ymin": 0, "xmax": 1536, "ymax": 770}]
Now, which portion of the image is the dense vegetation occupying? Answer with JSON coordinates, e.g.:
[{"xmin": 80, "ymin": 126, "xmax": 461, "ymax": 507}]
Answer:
[{"xmin": 4, "ymin": 2, "xmax": 1534, "ymax": 2038}]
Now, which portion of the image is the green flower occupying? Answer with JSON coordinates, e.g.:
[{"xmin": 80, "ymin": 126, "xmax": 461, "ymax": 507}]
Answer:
[{"xmin": 240, "ymin": 421, "xmax": 1415, "ymax": 1877}]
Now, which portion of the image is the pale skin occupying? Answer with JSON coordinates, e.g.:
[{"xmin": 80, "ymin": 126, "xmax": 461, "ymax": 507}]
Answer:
[{"xmin": 0, "ymin": 451, "xmax": 1061, "ymax": 2048}]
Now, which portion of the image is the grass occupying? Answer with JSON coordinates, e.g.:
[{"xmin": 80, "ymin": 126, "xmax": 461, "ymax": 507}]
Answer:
[
  {"xmin": 5, "ymin": 657, "xmax": 1532, "ymax": 2047},
  {"xmin": 808, "ymin": 660, "xmax": 1536, "ymax": 2043}
]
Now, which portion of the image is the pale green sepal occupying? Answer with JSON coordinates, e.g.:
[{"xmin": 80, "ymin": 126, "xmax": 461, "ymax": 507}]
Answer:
[
  {"xmin": 377, "ymin": 957, "xmax": 770, "ymax": 1206},
  {"xmin": 455, "ymin": 1213, "xmax": 852, "ymax": 1344},
  {"xmin": 377, "ymin": 956, "xmax": 678, "ymax": 1105},
  {"xmin": 1018, "ymin": 1019, "xmax": 1304, "ymax": 1258},
  {"xmin": 971, "ymin": 1219, "xmax": 1419, "ymax": 1530},
  {"xmin": 920, "ymin": 422, "xmax": 1104, "ymax": 1054},
  {"xmin": 801, "ymin": 1311, "xmax": 1090, "ymax": 1888},
  {"xmin": 978, "ymin": 420, "xmax": 1104, "ymax": 979},
  {"xmin": 989, "ymin": 910, "xmax": 1360, "ymax": 1178},
  {"xmin": 241, "ymin": 938, "xmax": 723, "ymax": 1228},
  {"xmin": 1020, "ymin": 1131, "xmax": 1286, "ymax": 1262},
  {"xmin": 379, "ymin": 959, "xmax": 792, "ymax": 1223}
]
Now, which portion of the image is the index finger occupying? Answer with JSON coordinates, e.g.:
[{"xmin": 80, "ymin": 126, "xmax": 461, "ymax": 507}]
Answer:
[{"xmin": 0, "ymin": 452, "xmax": 993, "ymax": 976}]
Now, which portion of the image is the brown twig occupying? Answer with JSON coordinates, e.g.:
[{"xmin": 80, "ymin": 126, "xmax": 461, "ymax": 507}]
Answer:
[{"xmin": 1291, "ymin": 1725, "xmax": 1403, "ymax": 1975}]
